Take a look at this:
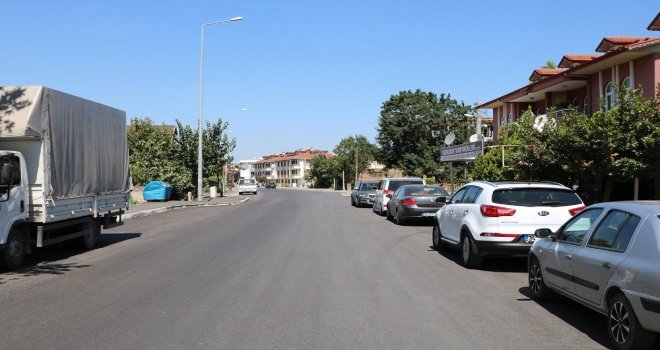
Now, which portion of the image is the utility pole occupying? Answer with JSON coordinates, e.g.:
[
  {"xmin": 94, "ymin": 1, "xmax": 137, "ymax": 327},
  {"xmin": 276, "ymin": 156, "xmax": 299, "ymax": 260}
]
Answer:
[{"xmin": 355, "ymin": 146, "xmax": 358, "ymax": 185}]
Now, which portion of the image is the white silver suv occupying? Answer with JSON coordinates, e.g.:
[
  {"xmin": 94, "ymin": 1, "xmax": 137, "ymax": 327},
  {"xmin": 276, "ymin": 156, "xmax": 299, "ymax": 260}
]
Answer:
[
  {"xmin": 432, "ymin": 181, "xmax": 584, "ymax": 268},
  {"xmin": 238, "ymin": 178, "xmax": 257, "ymax": 195}
]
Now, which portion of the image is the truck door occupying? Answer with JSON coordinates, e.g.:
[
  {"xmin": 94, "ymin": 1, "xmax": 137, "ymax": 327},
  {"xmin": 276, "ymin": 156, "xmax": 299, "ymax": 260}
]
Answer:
[{"xmin": 0, "ymin": 155, "xmax": 28, "ymax": 245}]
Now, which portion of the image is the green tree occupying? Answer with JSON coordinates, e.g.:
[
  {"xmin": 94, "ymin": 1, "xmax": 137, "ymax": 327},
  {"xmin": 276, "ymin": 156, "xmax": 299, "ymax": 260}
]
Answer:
[
  {"xmin": 472, "ymin": 85, "xmax": 660, "ymax": 203},
  {"xmin": 550, "ymin": 86, "xmax": 660, "ymax": 202},
  {"xmin": 333, "ymin": 135, "xmax": 378, "ymax": 186},
  {"xmin": 376, "ymin": 89, "xmax": 472, "ymax": 181},
  {"xmin": 203, "ymin": 118, "xmax": 236, "ymax": 194},
  {"xmin": 128, "ymin": 118, "xmax": 193, "ymax": 197},
  {"xmin": 305, "ymin": 155, "xmax": 338, "ymax": 188},
  {"xmin": 542, "ymin": 60, "xmax": 557, "ymax": 69}
]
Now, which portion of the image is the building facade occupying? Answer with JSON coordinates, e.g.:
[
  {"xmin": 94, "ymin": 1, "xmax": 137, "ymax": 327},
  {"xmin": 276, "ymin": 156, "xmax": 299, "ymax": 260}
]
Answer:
[
  {"xmin": 478, "ymin": 15, "xmax": 660, "ymax": 200},
  {"xmin": 253, "ymin": 148, "xmax": 333, "ymax": 187},
  {"xmin": 479, "ymin": 36, "xmax": 660, "ymax": 142}
]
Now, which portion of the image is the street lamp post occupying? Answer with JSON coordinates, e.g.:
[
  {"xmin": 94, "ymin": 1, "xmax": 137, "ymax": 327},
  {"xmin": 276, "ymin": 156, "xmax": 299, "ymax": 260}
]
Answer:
[{"xmin": 197, "ymin": 16, "xmax": 243, "ymax": 201}]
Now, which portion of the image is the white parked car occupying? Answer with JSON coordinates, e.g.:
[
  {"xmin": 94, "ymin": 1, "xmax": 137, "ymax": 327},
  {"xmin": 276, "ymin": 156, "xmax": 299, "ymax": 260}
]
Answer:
[
  {"xmin": 529, "ymin": 201, "xmax": 660, "ymax": 350},
  {"xmin": 238, "ymin": 178, "xmax": 257, "ymax": 195},
  {"xmin": 372, "ymin": 177, "xmax": 424, "ymax": 216},
  {"xmin": 432, "ymin": 181, "xmax": 585, "ymax": 268}
]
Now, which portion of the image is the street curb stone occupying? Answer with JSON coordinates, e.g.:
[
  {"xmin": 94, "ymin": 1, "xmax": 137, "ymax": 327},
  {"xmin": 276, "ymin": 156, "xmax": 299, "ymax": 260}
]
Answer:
[{"xmin": 123, "ymin": 197, "xmax": 251, "ymax": 221}]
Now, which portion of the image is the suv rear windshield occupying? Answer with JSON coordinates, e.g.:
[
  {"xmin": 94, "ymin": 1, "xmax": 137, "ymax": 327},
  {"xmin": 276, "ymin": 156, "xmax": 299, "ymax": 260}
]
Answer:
[
  {"xmin": 359, "ymin": 182, "xmax": 378, "ymax": 191},
  {"xmin": 239, "ymin": 179, "xmax": 256, "ymax": 185},
  {"xmin": 492, "ymin": 188, "xmax": 582, "ymax": 207},
  {"xmin": 389, "ymin": 180, "xmax": 423, "ymax": 192}
]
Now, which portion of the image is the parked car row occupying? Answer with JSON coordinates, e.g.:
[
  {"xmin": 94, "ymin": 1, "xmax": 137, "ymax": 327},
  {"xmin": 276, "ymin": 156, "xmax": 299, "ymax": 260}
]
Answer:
[
  {"xmin": 351, "ymin": 178, "xmax": 660, "ymax": 349},
  {"xmin": 353, "ymin": 177, "xmax": 449, "ymax": 225}
]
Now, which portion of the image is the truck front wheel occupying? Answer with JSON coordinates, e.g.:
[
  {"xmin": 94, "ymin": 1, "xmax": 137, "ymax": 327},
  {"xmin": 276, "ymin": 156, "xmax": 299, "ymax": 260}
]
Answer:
[
  {"xmin": 76, "ymin": 219, "xmax": 101, "ymax": 250},
  {"xmin": 1, "ymin": 228, "xmax": 27, "ymax": 270}
]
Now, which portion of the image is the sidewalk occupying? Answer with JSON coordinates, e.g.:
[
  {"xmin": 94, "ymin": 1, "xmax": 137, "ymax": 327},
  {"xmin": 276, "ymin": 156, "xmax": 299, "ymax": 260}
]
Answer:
[{"xmin": 124, "ymin": 188, "xmax": 250, "ymax": 221}]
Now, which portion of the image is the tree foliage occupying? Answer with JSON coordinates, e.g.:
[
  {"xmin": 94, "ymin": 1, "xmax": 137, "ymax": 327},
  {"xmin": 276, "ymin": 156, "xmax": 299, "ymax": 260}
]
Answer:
[
  {"xmin": 332, "ymin": 135, "xmax": 378, "ymax": 185},
  {"xmin": 128, "ymin": 117, "xmax": 235, "ymax": 198},
  {"xmin": 305, "ymin": 155, "xmax": 338, "ymax": 188},
  {"xmin": 128, "ymin": 118, "xmax": 191, "ymax": 197},
  {"xmin": 472, "ymin": 85, "xmax": 660, "ymax": 203},
  {"xmin": 202, "ymin": 118, "xmax": 236, "ymax": 189},
  {"xmin": 376, "ymin": 90, "xmax": 473, "ymax": 180}
]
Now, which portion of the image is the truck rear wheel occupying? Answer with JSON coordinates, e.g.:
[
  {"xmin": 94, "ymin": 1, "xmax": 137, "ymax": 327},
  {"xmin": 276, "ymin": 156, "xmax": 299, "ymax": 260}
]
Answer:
[
  {"xmin": 76, "ymin": 219, "xmax": 101, "ymax": 250},
  {"xmin": 1, "ymin": 228, "xmax": 27, "ymax": 270}
]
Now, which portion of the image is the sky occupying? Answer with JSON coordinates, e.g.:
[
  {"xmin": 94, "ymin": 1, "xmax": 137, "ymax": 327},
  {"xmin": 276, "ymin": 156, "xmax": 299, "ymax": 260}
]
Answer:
[{"xmin": 3, "ymin": 1, "xmax": 658, "ymax": 161}]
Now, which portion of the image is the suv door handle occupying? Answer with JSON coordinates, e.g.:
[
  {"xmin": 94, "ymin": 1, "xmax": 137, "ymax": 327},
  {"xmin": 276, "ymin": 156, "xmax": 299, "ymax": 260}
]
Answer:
[
  {"xmin": 565, "ymin": 254, "xmax": 573, "ymax": 260},
  {"xmin": 463, "ymin": 210, "xmax": 469, "ymax": 215},
  {"xmin": 602, "ymin": 262, "xmax": 612, "ymax": 269}
]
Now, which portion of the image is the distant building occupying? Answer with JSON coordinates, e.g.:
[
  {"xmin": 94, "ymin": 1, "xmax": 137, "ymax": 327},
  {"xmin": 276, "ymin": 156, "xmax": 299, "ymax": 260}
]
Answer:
[{"xmin": 254, "ymin": 147, "xmax": 333, "ymax": 187}]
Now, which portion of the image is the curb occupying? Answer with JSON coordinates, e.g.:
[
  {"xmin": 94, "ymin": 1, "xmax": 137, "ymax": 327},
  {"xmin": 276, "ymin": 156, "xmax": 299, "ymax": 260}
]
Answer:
[{"xmin": 123, "ymin": 197, "xmax": 251, "ymax": 221}]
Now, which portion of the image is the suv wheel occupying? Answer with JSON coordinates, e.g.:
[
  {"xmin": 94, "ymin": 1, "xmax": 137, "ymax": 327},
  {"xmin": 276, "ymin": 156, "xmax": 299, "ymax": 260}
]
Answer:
[
  {"xmin": 461, "ymin": 233, "xmax": 483, "ymax": 268},
  {"xmin": 432, "ymin": 226, "xmax": 448, "ymax": 251},
  {"xmin": 608, "ymin": 293, "xmax": 657, "ymax": 350}
]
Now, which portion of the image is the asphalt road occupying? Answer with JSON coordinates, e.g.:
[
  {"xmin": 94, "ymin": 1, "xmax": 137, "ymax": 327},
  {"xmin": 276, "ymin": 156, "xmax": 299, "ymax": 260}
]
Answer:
[{"xmin": 0, "ymin": 189, "xmax": 645, "ymax": 349}]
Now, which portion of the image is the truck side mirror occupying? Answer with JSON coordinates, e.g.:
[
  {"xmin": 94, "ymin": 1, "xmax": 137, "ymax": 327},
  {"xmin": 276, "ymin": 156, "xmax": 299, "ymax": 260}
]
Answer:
[{"xmin": 0, "ymin": 163, "xmax": 12, "ymax": 186}]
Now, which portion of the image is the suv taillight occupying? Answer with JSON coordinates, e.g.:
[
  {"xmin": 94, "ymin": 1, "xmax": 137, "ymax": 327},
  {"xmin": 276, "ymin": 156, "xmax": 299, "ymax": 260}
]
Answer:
[
  {"xmin": 569, "ymin": 206, "xmax": 586, "ymax": 216},
  {"xmin": 401, "ymin": 198, "xmax": 417, "ymax": 206},
  {"xmin": 480, "ymin": 204, "xmax": 516, "ymax": 217}
]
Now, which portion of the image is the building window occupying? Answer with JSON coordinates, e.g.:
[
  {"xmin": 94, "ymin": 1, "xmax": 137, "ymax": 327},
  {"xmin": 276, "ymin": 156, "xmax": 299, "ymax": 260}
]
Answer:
[
  {"xmin": 622, "ymin": 77, "xmax": 632, "ymax": 92},
  {"xmin": 604, "ymin": 82, "xmax": 615, "ymax": 111}
]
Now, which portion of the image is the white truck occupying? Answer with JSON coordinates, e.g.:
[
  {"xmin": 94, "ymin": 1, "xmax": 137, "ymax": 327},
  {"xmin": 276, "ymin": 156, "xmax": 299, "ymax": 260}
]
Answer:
[{"xmin": 0, "ymin": 86, "xmax": 130, "ymax": 270}]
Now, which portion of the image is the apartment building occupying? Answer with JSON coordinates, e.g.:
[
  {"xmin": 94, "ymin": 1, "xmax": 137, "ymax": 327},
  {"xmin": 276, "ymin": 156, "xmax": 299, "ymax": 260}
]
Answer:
[
  {"xmin": 477, "ymin": 13, "xmax": 660, "ymax": 200},
  {"xmin": 253, "ymin": 148, "xmax": 333, "ymax": 187},
  {"xmin": 479, "ymin": 29, "xmax": 660, "ymax": 142}
]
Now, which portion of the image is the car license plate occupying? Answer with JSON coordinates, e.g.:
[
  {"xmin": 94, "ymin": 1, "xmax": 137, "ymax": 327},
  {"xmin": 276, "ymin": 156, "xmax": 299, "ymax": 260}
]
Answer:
[
  {"xmin": 422, "ymin": 212, "xmax": 435, "ymax": 217},
  {"xmin": 523, "ymin": 234, "xmax": 535, "ymax": 244}
]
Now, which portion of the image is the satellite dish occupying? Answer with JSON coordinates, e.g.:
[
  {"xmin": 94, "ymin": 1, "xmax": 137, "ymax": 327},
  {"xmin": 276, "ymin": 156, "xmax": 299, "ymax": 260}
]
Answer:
[
  {"xmin": 444, "ymin": 132, "xmax": 455, "ymax": 146},
  {"xmin": 533, "ymin": 114, "xmax": 548, "ymax": 132},
  {"xmin": 469, "ymin": 134, "xmax": 478, "ymax": 142}
]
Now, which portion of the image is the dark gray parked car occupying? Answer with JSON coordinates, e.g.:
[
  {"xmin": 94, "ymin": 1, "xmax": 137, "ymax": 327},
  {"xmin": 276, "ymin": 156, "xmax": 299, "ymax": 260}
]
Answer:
[
  {"xmin": 386, "ymin": 184, "xmax": 449, "ymax": 224},
  {"xmin": 351, "ymin": 180, "xmax": 379, "ymax": 207}
]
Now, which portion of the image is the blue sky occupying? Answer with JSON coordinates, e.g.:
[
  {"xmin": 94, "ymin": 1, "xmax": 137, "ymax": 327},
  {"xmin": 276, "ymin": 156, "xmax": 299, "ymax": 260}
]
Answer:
[{"xmin": 3, "ymin": 1, "xmax": 658, "ymax": 161}]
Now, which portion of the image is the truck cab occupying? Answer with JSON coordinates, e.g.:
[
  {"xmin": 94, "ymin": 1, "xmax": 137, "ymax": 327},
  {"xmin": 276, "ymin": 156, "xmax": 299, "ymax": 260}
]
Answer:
[{"xmin": 0, "ymin": 152, "xmax": 30, "ymax": 269}]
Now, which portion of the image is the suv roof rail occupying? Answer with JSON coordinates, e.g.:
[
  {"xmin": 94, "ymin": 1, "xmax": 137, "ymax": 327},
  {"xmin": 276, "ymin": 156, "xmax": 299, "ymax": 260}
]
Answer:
[{"xmin": 486, "ymin": 180, "xmax": 569, "ymax": 188}]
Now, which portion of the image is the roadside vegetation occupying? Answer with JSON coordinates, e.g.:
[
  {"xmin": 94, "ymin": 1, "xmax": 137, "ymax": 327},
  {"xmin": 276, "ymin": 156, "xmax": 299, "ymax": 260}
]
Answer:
[
  {"xmin": 128, "ymin": 117, "xmax": 235, "ymax": 198},
  {"xmin": 308, "ymin": 85, "xmax": 660, "ymax": 203}
]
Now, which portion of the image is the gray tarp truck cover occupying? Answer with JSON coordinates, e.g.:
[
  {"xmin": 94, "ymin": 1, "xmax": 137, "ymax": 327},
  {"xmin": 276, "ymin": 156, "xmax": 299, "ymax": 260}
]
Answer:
[{"xmin": 0, "ymin": 86, "xmax": 130, "ymax": 199}]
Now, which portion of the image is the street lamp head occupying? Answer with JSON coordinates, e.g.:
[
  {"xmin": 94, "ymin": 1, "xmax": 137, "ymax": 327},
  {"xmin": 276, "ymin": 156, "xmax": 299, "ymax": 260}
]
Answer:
[{"xmin": 230, "ymin": 16, "xmax": 243, "ymax": 22}]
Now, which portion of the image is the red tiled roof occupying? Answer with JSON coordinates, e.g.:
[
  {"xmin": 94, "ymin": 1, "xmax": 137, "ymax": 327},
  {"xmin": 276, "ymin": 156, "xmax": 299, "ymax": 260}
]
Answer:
[
  {"xmin": 557, "ymin": 54, "xmax": 601, "ymax": 68},
  {"xmin": 595, "ymin": 36, "xmax": 658, "ymax": 52},
  {"xmin": 648, "ymin": 12, "xmax": 660, "ymax": 31},
  {"xmin": 529, "ymin": 68, "xmax": 568, "ymax": 82}
]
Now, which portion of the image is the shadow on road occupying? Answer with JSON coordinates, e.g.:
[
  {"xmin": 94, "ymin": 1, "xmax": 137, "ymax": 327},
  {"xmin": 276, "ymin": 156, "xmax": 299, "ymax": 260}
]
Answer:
[
  {"xmin": 518, "ymin": 287, "xmax": 612, "ymax": 348},
  {"xmin": 429, "ymin": 247, "xmax": 528, "ymax": 273},
  {"xmin": 0, "ymin": 233, "xmax": 141, "ymax": 280}
]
